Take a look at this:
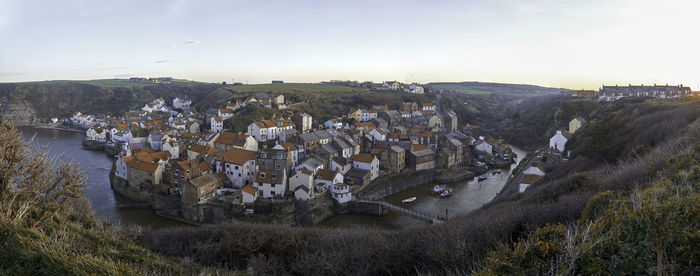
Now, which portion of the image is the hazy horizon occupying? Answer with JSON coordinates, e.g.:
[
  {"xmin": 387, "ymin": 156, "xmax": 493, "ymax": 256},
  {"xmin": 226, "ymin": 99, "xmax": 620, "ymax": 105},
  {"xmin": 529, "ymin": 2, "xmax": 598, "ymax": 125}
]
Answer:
[{"xmin": 1, "ymin": 0, "xmax": 699, "ymax": 90}]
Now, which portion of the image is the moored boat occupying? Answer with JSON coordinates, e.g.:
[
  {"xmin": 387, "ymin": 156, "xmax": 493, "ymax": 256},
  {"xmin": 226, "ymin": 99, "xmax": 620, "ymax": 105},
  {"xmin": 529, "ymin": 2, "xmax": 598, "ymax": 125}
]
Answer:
[
  {"xmin": 402, "ymin": 197, "xmax": 417, "ymax": 204},
  {"xmin": 478, "ymin": 174, "xmax": 488, "ymax": 181},
  {"xmin": 430, "ymin": 184, "xmax": 447, "ymax": 194},
  {"xmin": 440, "ymin": 188, "xmax": 453, "ymax": 198}
]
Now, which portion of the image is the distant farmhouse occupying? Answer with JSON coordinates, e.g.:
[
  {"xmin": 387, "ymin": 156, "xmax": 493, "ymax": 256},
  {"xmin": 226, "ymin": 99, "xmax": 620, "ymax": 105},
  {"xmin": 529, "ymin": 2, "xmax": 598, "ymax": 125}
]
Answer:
[
  {"xmin": 382, "ymin": 81, "xmax": 424, "ymax": 94},
  {"xmin": 129, "ymin": 77, "xmax": 173, "ymax": 83}
]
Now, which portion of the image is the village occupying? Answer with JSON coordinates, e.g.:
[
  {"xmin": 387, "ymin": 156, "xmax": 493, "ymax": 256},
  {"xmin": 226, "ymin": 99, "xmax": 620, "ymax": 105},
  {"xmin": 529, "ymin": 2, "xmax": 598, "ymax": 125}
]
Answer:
[{"xmin": 56, "ymin": 81, "xmax": 523, "ymax": 225}]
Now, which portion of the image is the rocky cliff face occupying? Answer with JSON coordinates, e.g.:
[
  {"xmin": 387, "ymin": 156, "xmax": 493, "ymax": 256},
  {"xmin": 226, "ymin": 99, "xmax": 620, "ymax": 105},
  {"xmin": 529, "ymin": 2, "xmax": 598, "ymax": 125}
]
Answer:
[{"xmin": 0, "ymin": 82, "xmax": 220, "ymax": 125}]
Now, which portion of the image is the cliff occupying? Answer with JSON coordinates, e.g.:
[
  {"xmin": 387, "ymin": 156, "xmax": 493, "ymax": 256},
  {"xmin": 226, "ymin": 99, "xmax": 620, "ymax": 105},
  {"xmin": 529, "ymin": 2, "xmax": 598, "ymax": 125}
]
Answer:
[{"xmin": 0, "ymin": 81, "xmax": 221, "ymax": 126}]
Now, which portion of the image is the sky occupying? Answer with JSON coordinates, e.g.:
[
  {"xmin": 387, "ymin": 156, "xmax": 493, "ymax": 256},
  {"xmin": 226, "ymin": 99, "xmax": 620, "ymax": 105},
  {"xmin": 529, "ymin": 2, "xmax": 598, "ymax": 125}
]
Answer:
[{"xmin": 0, "ymin": 0, "xmax": 698, "ymax": 90}]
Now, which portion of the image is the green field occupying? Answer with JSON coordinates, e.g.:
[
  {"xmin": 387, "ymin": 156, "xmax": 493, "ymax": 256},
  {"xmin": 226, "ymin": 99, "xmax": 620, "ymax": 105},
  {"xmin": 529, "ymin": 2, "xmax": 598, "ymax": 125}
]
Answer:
[
  {"xmin": 227, "ymin": 83, "xmax": 360, "ymax": 93},
  {"xmin": 12, "ymin": 79, "xmax": 203, "ymax": 88},
  {"xmin": 428, "ymin": 83, "xmax": 492, "ymax": 95}
]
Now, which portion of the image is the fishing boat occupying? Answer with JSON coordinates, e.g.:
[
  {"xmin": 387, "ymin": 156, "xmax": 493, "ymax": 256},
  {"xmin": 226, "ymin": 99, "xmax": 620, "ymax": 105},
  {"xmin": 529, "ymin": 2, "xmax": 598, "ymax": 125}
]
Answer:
[
  {"xmin": 440, "ymin": 188, "xmax": 453, "ymax": 198},
  {"xmin": 430, "ymin": 184, "xmax": 447, "ymax": 194},
  {"xmin": 491, "ymin": 169, "xmax": 502, "ymax": 175},
  {"xmin": 478, "ymin": 174, "xmax": 488, "ymax": 181},
  {"xmin": 401, "ymin": 197, "xmax": 417, "ymax": 204}
]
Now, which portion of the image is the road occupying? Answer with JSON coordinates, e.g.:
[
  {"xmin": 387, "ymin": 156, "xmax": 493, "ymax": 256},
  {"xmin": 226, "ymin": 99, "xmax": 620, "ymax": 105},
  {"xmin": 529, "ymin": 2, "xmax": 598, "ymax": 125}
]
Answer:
[{"xmin": 499, "ymin": 149, "xmax": 542, "ymax": 197}]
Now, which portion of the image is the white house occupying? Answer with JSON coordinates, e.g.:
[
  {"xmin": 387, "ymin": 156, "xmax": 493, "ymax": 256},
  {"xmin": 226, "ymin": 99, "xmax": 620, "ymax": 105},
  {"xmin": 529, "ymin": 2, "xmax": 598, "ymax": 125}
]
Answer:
[
  {"xmin": 241, "ymin": 184, "xmax": 258, "ymax": 205},
  {"xmin": 296, "ymin": 158, "xmax": 324, "ymax": 175},
  {"xmin": 215, "ymin": 148, "xmax": 258, "ymax": 188},
  {"xmin": 314, "ymin": 169, "xmax": 344, "ymax": 193},
  {"xmin": 254, "ymin": 169, "xmax": 287, "ymax": 199},
  {"xmin": 474, "ymin": 141, "xmax": 493, "ymax": 154},
  {"xmin": 86, "ymin": 127, "xmax": 107, "ymax": 142},
  {"xmin": 218, "ymin": 108, "xmax": 234, "ymax": 120},
  {"xmin": 211, "ymin": 116, "xmax": 224, "ymax": 133},
  {"xmin": 324, "ymin": 119, "xmax": 343, "ymax": 129},
  {"xmin": 330, "ymin": 183, "xmax": 351, "ymax": 203},
  {"xmin": 349, "ymin": 153, "xmax": 379, "ymax": 180},
  {"xmin": 114, "ymin": 154, "xmax": 128, "ymax": 180},
  {"xmin": 569, "ymin": 117, "xmax": 586, "ymax": 134},
  {"xmin": 369, "ymin": 128, "xmax": 387, "ymax": 141},
  {"xmin": 289, "ymin": 169, "xmax": 314, "ymax": 200},
  {"xmin": 161, "ymin": 138, "xmax": 179, "ymax": 159},
  {"xmin": 410, "ymin": 84, "xmax": 424, "ymax": 94},
  {"xmin": 247, "ymin": 119, "xmax": 295, "ymax": 142},
  {"xmin": 549, "ymin": 130, "xmax": 571, "ymax": 152},
  {"xmin": 382, "ymin": 81, "xmax": 401, "ymax": 90},
  {"xmin": 112, "ymin": 130, "xmax": 132, "ymax": 144}
]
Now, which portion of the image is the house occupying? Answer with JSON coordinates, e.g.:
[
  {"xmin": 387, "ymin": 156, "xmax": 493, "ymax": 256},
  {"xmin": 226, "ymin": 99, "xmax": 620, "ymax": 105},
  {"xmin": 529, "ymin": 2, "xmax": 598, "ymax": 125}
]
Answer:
[
  {"xmin": 349, "ymin": 153, "xmax": 379, "ymax": 180},
  {"xmin": 314, "ymin": 169, "xmax": 343, "ymax": 192},
  {"xmin": 407, "ymin": 148, "xmax": 436, "ymax": 170},
  {"xmin": 296, "ymin": 157, "xmax": 324, "ymax": 174},
  {"xmin": 427, "ymin": 114, "xmax": 443, "ymax": 130},
  {"xmin": 289, "ymin": 169, "xmax": 314, "ymax": 200},
  {"xmin": 330, "ymin": 156, "xmax": 351, "ymax": 174},
  {"xmin": 347, "ymin": 109, "xmax": 363, "ymax": 122},
  {"xmin": 215, "ymin": 148, "xmax": 258, "ymax": 188},
  {"xmin": 187, "ymin": 144, "xmax": 218, "ymax": 161},
  {"xmin": 474, "ymin": 140, "xmax": 493, "ymax": 154},
  {"xmin": 344, "ymin": 168, "xmax": 370, "ymax": 186},
  {"xmin": 569, "ymin": 117, "xmax": 586, "ymax": 134},
  {"xmin": 258, "ymin": 145, "xmax": 292, "ymax": 173},
  {"xmin": 409, "ymin": 84, "xmax": 424, "ymax": 94},
  {"xmin": 161, "ymin": 138, "xmax": 179, "ymax": 159},
  {"xmin": 549, "ymin": 130, "xmax": 571, "ymax": 152},
  {"xmin": 369, "ymin": 128, "xmax": 388, "ymax": 142},
  {"xmin": 254, "ymin": 169, "xmax": 287, "ymax": 199},
  {"xmin": 442, "ymin": 111, "xmax": 458, "ymax": 132},
  {"xmin": 421, "ymin": 103, "xmax": 436, "ymax": 113},
  {"xmin": 247, "ymin": 119, "xmax": 295, "ymax": 142},
  {"xmin": 324, "ymin": 119, "xmax": 343, "ymax": 129},
  {"xmin": 382, "ymin": 81, "xmax": 401, "ymax": 90},
  {"xmin": 241, "ymin": 184, "xmax": 258, "ymax": 204},
  {"xmin": 437, "ymin": 148, "xmax": 456, "ymax": 168},
  {"xmin": 114, "ymin": 154, "xmax": 129, "ymax": 180},
  {"xmin": 86, "ymin": 127, "xmax": 107, "ymax": 142},
  {"xmin": 211, "ymin": 116, "xmax": 223, "ymax": 133},
  {"xmin": 181, "ymin": 173, "xmax": 219, "ymax": 205},
  {"xmin": 218, "ymin": 108, "xmax": 234, "ymax": 120},
  {"xmin": 293, "ymin": 113, "xmax": 313, "ymax": 133},
  {"xmin": 124, "ymin": 156, "xmax": 163, "ymax": 191},
  {"xmin": 212, "ymin": 131, "xmax": 258, "ymax": 152},
  {"xmin": 330, "ymin": 183, "xmax": 351, "ymax": 203},
  {"xmin": 519, "ymin": 174, "xmax": 543, "ymax": 193}
]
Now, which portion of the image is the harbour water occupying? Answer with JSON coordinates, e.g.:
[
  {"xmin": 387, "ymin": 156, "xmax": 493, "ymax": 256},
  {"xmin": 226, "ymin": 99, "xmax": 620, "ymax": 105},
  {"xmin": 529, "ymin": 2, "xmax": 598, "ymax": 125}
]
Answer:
[
  {"xmin": 320, "ymin": 146, "xmax": 526, "ymax": 230},
  {"xmin": 20, "ymin": 127, "xmax": 184, "ymax": 229}
]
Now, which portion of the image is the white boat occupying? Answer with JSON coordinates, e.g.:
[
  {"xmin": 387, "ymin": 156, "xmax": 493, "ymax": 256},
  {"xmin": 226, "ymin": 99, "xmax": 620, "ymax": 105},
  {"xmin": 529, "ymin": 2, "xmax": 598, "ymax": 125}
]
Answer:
[{"xmin": 402, "ymin": 197, "xmax": 417, "ymax": 204}]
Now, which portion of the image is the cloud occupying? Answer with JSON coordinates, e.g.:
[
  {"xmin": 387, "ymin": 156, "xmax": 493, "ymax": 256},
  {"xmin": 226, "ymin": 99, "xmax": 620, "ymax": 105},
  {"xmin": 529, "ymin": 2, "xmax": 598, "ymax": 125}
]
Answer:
[
  {"xmin": 184, "ymin": 40, "xmax": 200, "ymax": 45},
  {"xmin": 155, "ymin": 60, "xmax": 174, "ymax": 63}
]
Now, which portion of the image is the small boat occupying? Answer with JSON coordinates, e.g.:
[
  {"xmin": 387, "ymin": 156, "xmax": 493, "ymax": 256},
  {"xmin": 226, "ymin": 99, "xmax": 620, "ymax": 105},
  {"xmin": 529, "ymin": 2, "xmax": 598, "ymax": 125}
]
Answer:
[
  {"xmin": 478, "ymin": 174, "xmax": 488, "ymax": 181},
  {"xmin": 491, "ymin": 169, "xmax": 502, "ymax": 175},
  {"xmin": 430, "ymin": 184, "xmax": 447, "ymax": 194},
  {"xmin": 440, "ymin": 188, "xmax": 453, "ymax": 198},
  {"xmin": 402, "ymin": 197, "xmax": 417, "ymax": 204}
]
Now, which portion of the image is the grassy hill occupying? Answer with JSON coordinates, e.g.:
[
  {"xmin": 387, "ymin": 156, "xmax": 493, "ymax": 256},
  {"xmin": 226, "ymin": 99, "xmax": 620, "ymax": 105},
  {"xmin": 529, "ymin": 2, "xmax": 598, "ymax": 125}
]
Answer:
[
  {"xmin": 195, "ymin": 83, "xmax": 435, "ymax": 123},
  {"xmin": 427, "ymin": 81, "xmax": 571, "ymax": 97}
]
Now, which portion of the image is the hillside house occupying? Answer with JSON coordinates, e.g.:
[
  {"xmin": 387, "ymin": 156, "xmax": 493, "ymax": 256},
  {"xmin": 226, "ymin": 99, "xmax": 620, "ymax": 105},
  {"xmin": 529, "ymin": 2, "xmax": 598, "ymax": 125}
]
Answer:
[
  {"xmin": 254, "ymin": 169, "xmax": 287, "ymax": 199},
  {"xmin": 215, "ymin": 148, "xmax": 258, "ymax": 188}
]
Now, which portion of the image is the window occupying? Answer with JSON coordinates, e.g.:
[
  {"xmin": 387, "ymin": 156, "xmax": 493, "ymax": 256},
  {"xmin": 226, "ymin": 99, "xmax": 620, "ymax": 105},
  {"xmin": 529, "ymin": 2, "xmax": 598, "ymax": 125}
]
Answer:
[
  {"xmin": 234, "ymin": 165, "xmax": 239, "ymax": 170},
  {"xmin": 238, "ymin": 173, "xmax": 241, "ymax": 177},
  {"xmin": 271, "ymin": 174, "xmax": 277, "ymax": 179},
  {"xmin": 260, "ymin": 172, "xmax": 266, "ymax": 178}
]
